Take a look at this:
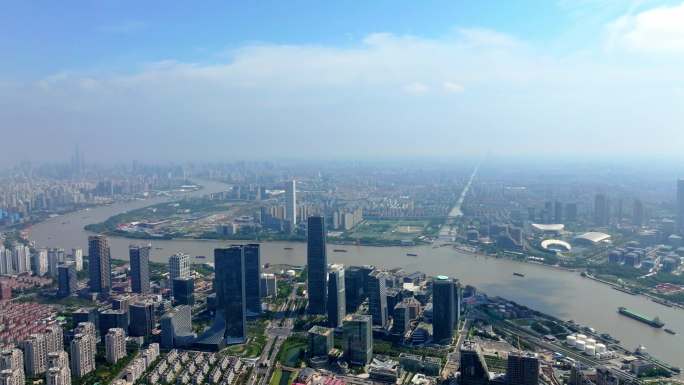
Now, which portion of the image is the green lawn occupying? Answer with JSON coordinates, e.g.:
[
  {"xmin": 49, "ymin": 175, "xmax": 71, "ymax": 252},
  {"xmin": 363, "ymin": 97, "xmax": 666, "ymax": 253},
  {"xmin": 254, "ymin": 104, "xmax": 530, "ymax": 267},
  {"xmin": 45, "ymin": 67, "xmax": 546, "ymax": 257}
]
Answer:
[{"xmin": 276, "ymin": 336, "xmax": 307, "ymax": 367}]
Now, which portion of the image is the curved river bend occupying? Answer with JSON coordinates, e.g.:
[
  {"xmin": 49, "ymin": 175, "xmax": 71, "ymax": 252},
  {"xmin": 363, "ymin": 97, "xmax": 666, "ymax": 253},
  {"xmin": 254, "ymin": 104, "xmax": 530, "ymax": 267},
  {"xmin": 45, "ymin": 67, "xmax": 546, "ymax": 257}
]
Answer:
[{"xmin": 27, "ymin": 180, "xmax": 684, "ymax": 368}]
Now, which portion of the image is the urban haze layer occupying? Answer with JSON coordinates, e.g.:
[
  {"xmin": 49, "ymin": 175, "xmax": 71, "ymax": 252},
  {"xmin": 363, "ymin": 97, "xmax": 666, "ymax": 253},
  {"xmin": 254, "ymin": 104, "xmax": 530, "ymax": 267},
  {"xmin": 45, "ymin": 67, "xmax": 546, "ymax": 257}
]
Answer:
[{"xmin": 1, "ymin": 155, "xmax": 684, "ymax": 385}]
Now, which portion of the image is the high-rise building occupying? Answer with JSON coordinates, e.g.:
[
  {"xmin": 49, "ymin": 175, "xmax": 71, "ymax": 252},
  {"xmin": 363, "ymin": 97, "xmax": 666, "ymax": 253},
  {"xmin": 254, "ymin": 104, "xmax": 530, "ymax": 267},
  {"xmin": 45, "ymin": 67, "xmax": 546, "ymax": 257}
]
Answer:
[
  {"xmin": 506, "ymin": 352, "xmax": 539, "ymax": 385},
  {"xmin": 0, "ymin": 348, "xmax": 24, "ymax": 385},
  {"xmin": 105, "ymin": 328, "xmax": 127, "ymax": 364},
  {"xmin": 307, "ymin": 216, "xmax": 327, "ymax": 314},
  {"xmin": 565, "ymin": 203, "xmax": 578, "ymax": 222},
  {"xmin": 432, "ymin": 275, "xmax": 455, "ymax": 343},
  {"xmin": 71, "ymin": 248, "xmax": 83, "ymax": 272},
  {"xmin": 160, "ymin": 305, "xmax": 196, "ymax": 348},
  {"xmin": 285, "ymin": 179, "xmax": 297, "ymax": 226},
  {"xmin": 129, "ymin": 302, "xmax": 155, "ymax": 339},
  {"xmin": 72, "ymin": 308, "xmax": 98, "ymax": 331},
  {"xmin": 70, "ymin": 331, "xmax": 95, "ymax": 378},
  {"xmin": 44, "ymin": 325, "xmax": 63, "ymax": 354},
  {"xmin": 47, "ymin": 248, "xmax": 60, "ymax": 278},
  {"xmin": 168, "ymin": 252, "xmax": 190, "ymax": 293},
  {"xmin": 307, "ymin": 326, "xmax": 333, "ymax": 359},
  {"xmin": 22, "ymin": 334, "xmax": 47, "ymax": 377},
  {"xmin": 594, "ymin": 194, "xmax": 610, "ymax": 227},
  {"xmin": 172, "ymin": 277, "xmax": 195, "ymax": 306},
  {"xmin": 88, "ymin": 235, "xmax": 111, "ymax": 294},
  {"xmin": 392, "ymin": 302, "xmax": 410, "ymax": 336},
  {"xmin": 460, "ymin": 341, "xmax": 491, "ymax": 385},
  {"xmin": 633, "ymin": 199, "xmax": 644, "ymax": 227},
  {"xmin": 677, "ymin": 180, "xmax": 684, "ymax": 235},
  {"xmin": 344, "ymin": 266, "xmax": 372, "ymax": 313},
  {"xmin": 244, "ymin": 244, "xmax": 261, "ymax": 314},
  {"xmin": 214, "ymin": 246, "xmax": 247, "ymax": 343},
  {"xmin": 45, "ymin": 351, "xmax": 70, "ymax": 385},
  {"xmin": 367, "ymin": 270, "xmax": 388, "ymax": 327},
  {"xmin": 343, "ymin": 314, "xmax": 373, "ymax": 366},
  {"xmin": 99, "ymin": 309, "xmax": 129, "ymax": 337},
  {"xmin": 57, "ymin": 263, "xmax": 77, "ymax": 297},
  {"xmin": 12, "ymin": 245, "xmax": 31, "ymax": 274},
  {"xmin": 32, "ymin": 249, "xmax": 48, "ymax": 276},
  {"xmin": 129, "ymin": 245, "xmax": 150, "ymax": 294},
  {"xmin": 553, "ymin": 201, "xmax": 563, "ymax": 223},
  {"xmin": 327, "ymin": 264, "xmax": 346, "ymax": 328}
]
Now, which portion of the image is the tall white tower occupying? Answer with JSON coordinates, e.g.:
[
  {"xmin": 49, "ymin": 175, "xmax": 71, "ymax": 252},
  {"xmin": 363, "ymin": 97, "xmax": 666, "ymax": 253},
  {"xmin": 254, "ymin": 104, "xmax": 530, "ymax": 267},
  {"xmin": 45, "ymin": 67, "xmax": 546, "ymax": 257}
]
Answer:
[{"xmin": 286, "ymin": 179, "xmax": 297, "ymax": 226}]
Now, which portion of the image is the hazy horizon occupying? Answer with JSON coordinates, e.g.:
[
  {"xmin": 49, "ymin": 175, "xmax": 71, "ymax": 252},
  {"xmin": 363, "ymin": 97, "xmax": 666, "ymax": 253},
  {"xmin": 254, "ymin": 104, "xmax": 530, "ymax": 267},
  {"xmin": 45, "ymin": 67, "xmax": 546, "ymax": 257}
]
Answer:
[{"xmin": 2, "ymin": 0, "xmax": 684, "ymax": 165}]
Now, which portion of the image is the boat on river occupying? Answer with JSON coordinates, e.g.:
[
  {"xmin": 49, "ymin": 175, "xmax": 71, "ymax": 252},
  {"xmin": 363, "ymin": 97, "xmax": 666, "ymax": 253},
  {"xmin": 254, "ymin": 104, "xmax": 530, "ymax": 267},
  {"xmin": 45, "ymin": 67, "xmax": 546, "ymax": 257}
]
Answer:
[
  {"xmin": 618, "ymin": 307, "xmax": 664, "ymax": 328},
  {"xmin": 513, "ymin": 272, "xmax": 525, "ymax": 277}
]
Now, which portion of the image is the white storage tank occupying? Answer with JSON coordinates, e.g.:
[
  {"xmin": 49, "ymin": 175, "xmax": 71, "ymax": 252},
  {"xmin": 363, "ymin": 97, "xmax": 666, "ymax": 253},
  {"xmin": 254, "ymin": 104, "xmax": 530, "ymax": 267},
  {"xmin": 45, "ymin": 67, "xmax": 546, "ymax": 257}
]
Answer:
[
  {"xmin": 596, "ymin": 343, "xmax": 607, "ymax": 353},
  {"xmin": 585, "ymin": 345, "xmax": 596, "ymax": 356},
  {"xmin": 586, "ymin": 338, "xmax": 596, "ymax": 345},
  {"xmin": 576, "ymin": 340, "xmax": 586, "ymax": 351},
  {"xmin": 576, "ymin": 334, "xmax": 587, "ymax": 340},
  {"xmin": 566, "ymin": 335, "xmax": 577, "ymax": 346}
]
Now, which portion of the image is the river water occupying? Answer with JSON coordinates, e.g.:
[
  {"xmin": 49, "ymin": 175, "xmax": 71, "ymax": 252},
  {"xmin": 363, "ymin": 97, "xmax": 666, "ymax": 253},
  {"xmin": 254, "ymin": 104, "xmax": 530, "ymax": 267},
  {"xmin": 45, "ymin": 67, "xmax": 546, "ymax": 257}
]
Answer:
[{"xmin": 26, "ymin": 179, "xmax": 684, "ymax": 368}]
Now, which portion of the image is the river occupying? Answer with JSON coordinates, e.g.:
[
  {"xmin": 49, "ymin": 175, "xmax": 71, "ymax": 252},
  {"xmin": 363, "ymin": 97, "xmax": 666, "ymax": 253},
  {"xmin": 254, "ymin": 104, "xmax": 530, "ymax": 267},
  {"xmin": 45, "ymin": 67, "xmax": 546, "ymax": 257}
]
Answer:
[{"xmin": 26, "ymin": 179, "xmax": 684, "ymax": 368}]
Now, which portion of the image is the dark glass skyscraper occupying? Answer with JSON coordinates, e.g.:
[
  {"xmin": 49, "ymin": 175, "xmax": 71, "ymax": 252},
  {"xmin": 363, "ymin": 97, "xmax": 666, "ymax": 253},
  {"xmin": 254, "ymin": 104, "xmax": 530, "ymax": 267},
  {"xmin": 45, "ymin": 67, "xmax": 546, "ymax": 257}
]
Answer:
[
  {"xmin": 57, "ymin": 263, "xmax": 77, "ymax": 297},
  {"xmin": 368, "ymin": 270, "xmax": 388, "ymax": 327},
  {"xmin": 129, "ymin": 245, "xmax": 150, "ymax": 294},
  {"xmin": 88, "ymin": 235, "xmax": 111, "ymax": 294},
  {"xmin": 432, "ymin": 275, "xmax": 455, "ymax": 343},
  {"xmin": 244, "ymin": 244, "xmax": 261, "ymax": 314},
  {"xmin": 214, "ymin": 246, "xmax": 247, "ymax": 343},
  {"xmin": 307, "ymin": 216, "xmax": 327, "ymax": 314},
  {"xmin": 172, "ymin": 277, "xmax": 195, "ymax": 306},
  {"xmin": 129, "ymin": 302, "xmax": 155, "ymax": 339}
]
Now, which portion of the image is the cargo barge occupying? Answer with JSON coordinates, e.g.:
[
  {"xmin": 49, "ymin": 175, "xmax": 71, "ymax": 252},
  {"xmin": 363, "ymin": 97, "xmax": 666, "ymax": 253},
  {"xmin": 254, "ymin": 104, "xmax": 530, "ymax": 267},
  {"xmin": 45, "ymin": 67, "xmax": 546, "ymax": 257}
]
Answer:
[{"xmin": 618, "ymin": 307, "xmax": 664, "ymax": 328}]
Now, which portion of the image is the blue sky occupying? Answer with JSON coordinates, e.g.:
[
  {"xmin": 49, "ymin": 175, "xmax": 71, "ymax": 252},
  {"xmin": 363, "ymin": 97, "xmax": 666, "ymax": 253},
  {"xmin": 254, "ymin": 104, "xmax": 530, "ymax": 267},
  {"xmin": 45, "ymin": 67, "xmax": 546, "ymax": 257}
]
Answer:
[{"xmin": 2, "ymin": 0, "xmax": 684, "ymax": 165}]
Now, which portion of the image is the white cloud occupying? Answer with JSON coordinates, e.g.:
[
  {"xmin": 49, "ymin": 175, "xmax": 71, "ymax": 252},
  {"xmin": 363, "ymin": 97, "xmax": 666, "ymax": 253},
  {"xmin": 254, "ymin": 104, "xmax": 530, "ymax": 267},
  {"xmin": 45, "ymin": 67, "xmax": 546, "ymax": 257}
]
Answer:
[
  {"xmin": 403, "ymin": 82, "xmax": 429, "ymax": 94},
  {"xmin": 606, "ymin": 1, "xmax": 684, "ymax": 53},
  {"xmin": 443, "ymin": 82, "xmax": 465, "ymax": 93}
]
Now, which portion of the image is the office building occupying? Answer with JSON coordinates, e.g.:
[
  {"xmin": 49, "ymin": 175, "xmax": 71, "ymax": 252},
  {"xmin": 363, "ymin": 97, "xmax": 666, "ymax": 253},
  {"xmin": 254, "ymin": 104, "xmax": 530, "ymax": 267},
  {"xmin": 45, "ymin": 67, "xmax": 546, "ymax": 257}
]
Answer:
[
  {"xmin": 45, "ymin": 351, "xmax": 70, "ymax": 385},
  {"xmin": 308, "ymin": 326, "xmax": 333, "ymax": 359},
  {"xmin": 72, "ymin": 308, "xmax": 98, "ymax": 331},
  {"xmin": 307, "ymin": 216, "xmax": 327, "ymax": 314},
  {"xmin": 260, "ymin": 273, "xmax": 277, "ymax": 297},
  {"xmin": 506, "ymin": 352, "xmax": 540, "ymax": 385},
  {"xmin": 327, "ymin": 264, "xmax": 346, "ymax": 328},
  {"xmin": 215, "ymin": 246, "xmax": 247, "ymax": 343},
  {"xmin": 594, "ymin": 194, "xmax": 610, "ymax": 227},
  {"xmin": 553, "ymin": 201, "xmax": 563, "ymax": 223},
  {"xmin": 285, "ymin": 179, "xmax": 297, "ymax": 226},
  {"xmin": 343, "ymin": 314, "xmax": 373, "ymax": 366},
  {"xmin": 0, "ymin": 348, "xmax": 24, "ymax": 385},
  {"xmin": 169, "ymin": 252, "xmax": 190, "ymax": 293},
  {"xmin": 432, "ymin": 275, "xmax": 455, "ymax": 343},
  {"xmin": 160, "ymin": 305, "xmax": 196, "ymax": 348},
  {"xmin": 392, "ymin": 302, "xmax": 410, "ymax": 336},
  {"xmin": 565, "ymin": 203, "xmax": 578, "ymax": 222},
  {"xmin": 88, "ymin": 235, "xmax": 111, "ymax": 294},
  {"xmin": 460, "ymin": 341, "xmax": 491, "ymax": 385},
  {"xmin": 679, "ymin": 180, "xmax": 684, "ymax": 235},
  {"xmin": 57, "ymin": 263, "xmax": 77, "ymax": 297},
  {"xmin": 44, "ymin": 325, "xmax": 63, "ymax": 353},
  {"xmin": 244, "ymin": 244, "xmax": 261, "ymax": 314},
  {"xmin": 22, "ymin": 333, "xmax": 47, "ymax": 377},
  {"xmin": 172, "ymin": 277, "xmax": 195, "ymax": 306},
  {"xmin": 344, "ymin": 266, "xmax": 370, "ymax": 313},
  {"xmin": 129, "ymin": 245, "xmax": 150, "ymax": 294},
  {"xmin": 129, "ymin": 302, "xmax": 155, "ymax": 339},
  {"xmin": 72, "ymin": 248, "xmax": 83, "ymax": 272},
  {"xmin": 105, "ymin": 328, "xmax": 127, "ymax": 364},
  {"xmin": 99, "ymin": 309, "xmax": 129, "ymax": 337},
  {"xmin": 368, "ymin": 270, "xmax": 388, "ymax": 327}
]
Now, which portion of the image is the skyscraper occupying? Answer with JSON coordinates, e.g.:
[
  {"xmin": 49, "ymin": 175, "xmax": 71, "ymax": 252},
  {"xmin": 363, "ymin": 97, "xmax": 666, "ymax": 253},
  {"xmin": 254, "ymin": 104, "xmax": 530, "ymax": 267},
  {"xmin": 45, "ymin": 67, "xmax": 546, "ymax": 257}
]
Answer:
[
  {"xmin": 343, "ymin": 314, "xmax": 373, "ymax": 366},
  {"xmin": 71, "ymin": 248, "xmax": 83, "ymax": 272},
  {"xmin": 160, "ymin": 305, "xmax": 196, "ymax": 348},
  {"xmin": 129, "ymin": 302, "xmax": 155, "ymax": 339},
  {"xmin": 460, "ymin": 341, "xmax": 491, "ymax": 385},
  {"xmin": 285, "ymin": 179, "xmax": 297, "ymax": 226},
  {"xmin": 327, "ymin": 264, "xmax": 346, "ymax": 328},
  {"xmin": 307, "ymin": 326, "xmax": 333, "ymax": 360},
  {"xmin": 45, "ymin": 351, "xmax": 70, "ymax": 385},
  {"xmin": 57, "ymin": 263, "xmax": 77, "ymax": 297},
  {"xmin": 0, "ymin": 348, "xmax": 24, "ymax": 385},
  {"xmin": 368, "ymin": 270, "xmax": 388, "ymax": 327},
  {"xmin": 244, "ymin": 244, "xmax": 261, "ymax": 314},
  {"xmin": 70, "ymin": 332, "xmax": 95, "ymax": 378},
  {"xmin": 47, "ymin": 248, "xmax": 60, "ymax": 278},
  {"xmin": 633, "ymin": 199, "xmax": 644, "ymax": 227},
  {"xmin": 307, "ymin": 216, "xmax": 327, "ymax": 314},
  {"xmin": 506, "ymin": 352, "xmax": 540, "ymax": 385},
  {"xmin": 594, "ymin": 194, "xmax": 610, "ymax": 227},
  {"xmin": 44, "ymin": 325, "xmax": 63, "ymax": 354},
  {"xmin": 214, "ymin": 246, "xmax": 247, "ymax": 343},
  {"xmin": 172, "ymin": 277, "xmax": 195, "ymax": 306},
  {"xmin": 129, "ymin": 245, "xmax": 150, "ymax": 294},
  {"xmin": 432, "ymin": 275, "xmax": 455, "ymax": 343},
  {"xmin": 88, "ymin": 235, "xmax": 111, "ymax": 294},
  {"xmin": 677, "ymin": 180, "xmax": 684, "ymax": 235},
  {"xmin": 169, "ymin": 252, "xmax": 190, "ymax": 295},
  {"xmin": 32, "ymin": 249, "xmax": 48, "ymax": 276},
  {"xmin": 22, "ymin": 334, "xmax": 47, "ymax": 377}
]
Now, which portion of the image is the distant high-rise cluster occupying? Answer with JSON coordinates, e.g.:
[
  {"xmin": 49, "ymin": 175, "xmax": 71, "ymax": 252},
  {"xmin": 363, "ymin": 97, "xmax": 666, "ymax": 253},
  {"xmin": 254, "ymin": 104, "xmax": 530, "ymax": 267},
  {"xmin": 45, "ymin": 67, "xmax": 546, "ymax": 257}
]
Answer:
[{"xmin": 0, "ymin": 244, "xmax": 31, "ymax": 276}]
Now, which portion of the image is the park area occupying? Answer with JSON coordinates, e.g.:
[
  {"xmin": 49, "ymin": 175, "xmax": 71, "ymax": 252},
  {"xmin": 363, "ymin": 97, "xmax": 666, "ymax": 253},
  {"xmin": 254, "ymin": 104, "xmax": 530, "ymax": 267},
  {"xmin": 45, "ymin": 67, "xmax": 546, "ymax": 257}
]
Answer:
[{"xmin": 343, "ymin": 218, "xmax": 439, "ymax": 244}]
